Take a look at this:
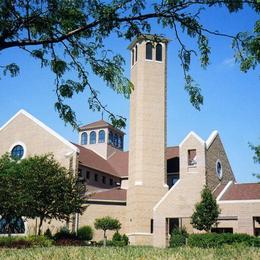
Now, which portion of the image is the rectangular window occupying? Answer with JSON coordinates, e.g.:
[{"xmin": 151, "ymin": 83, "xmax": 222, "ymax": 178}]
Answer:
[
  {"xmin": 102, "ymin": 176, "xmax": 106, "ymax": 184},
  {"xmin": 86, "ymin": 171, "xmax": 90, "ymax": 179},
  {"xmin": 78, "ymin": 169, "xmax": 83, "ymax": 178},
  {"xmin": 110, "ymin": 178, "xmax": 113, "ymax": 186},
  {"xmin": 150, "ymin": 219, "xmax": 154, "ymax": 234},
  {"xmin": 94, "ymin": 174, "xmax": 98, "ymax": 182},
  {"xmin": 188, "ymin": 149, "xmax": 197, "ymax": 166}
]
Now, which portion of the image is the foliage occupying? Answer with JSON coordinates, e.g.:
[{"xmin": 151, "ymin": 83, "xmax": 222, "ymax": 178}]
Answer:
[
  {"xmin": 94, "ymin": 216, "xmax": 121, "ymax": 246},
  {"xmin": 77, "ymin": 226, "xmax": 94, "ymax": 241},
  {"xmin": 0, "ymin": 153, "xmax": 86, "ymax": 236},
  {"xmin": 19, "ymin": 154, "xmax": 87, "ymax": 235},
  {"xmin": 169, "ymin": 227, "xmax": 188, "ymax": 248},
  {"xmin": 191, "ymin": 186, "xmax": 221, "ymax": 232},
  {"xmin": 112, "ymin": 231, "xmax": 129, "ymax": 246},
  {"xmin": 53, "ymin": 227, "xmax": 77, "ymax": 241},
  {"xmin": 44, "ymin": 228, "xmax": 53, "ymax": 239},
  {"xmin": 249, "ymin": 143, "xmax": 260, "ymax": 180},
  {"xmin": 0, "ymin": 154, "xmax": 27, "ymax": 235},
  {"xmin": 0, "ymin": 235, "xmax": 53, "ymax": 248},
  {"xmin": 0, "ymin": 1, "xmax": 259, "ymax": 128},
  {"xmin": 188, "ymin": 233, "xmax": 260, "ymax": 248}
]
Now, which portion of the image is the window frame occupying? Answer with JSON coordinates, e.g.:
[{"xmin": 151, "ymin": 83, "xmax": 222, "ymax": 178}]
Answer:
[
  {"xmin": 90, "ymin": 131, "xmax": 97, "ymax": 144},
  {"xmin": 98, "ymin": 130, "xmax": 105, "ymax": 143},
  {"xmin": 155, "ymin": 43, "xmax": 162, "ymax": 61},
  {"xmin": 145, "ymin": 42, "xmax": 153, "ymax": 60},
  {"xmin": 81, "ymin": 132, "xmax": 88, "ymax": 145}
]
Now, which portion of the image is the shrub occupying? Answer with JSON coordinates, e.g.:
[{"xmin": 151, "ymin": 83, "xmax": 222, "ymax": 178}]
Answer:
[
  {"xmin": 77, "ymin": 226, "xmax": 93, "ymax": 241},
  {"xmin": 188, "ymin": 233, "xmax": 259, "ymax": 248},
  {"xmin": 27, "ymin": 235, "xmax": 53, "ymax": 247},
  {"xmin": 169, "ymin": 227, "xmax": 188, "ymax": 248},
  {"xmin": 0, "ymin": 236, "xmax": 52, "ymax": 248},
  {"xmin": 112, "ymin": 231, "xmax": 129, "ymax": 246},
  {"xmin": 44, "ymin": 228, "xmax": 52, "ymax": 239},
  {"xmin": 53, "ymin": 226, "xmax": 77, "ymax": 241}
]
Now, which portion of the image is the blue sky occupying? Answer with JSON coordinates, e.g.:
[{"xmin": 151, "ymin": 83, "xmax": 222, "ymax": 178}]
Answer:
[{"xmin": 0, "ymin": 4, "xmax": 259, "ymax": 183}]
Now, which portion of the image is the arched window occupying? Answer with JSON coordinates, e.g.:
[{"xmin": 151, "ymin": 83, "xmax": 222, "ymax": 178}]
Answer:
[
  {"xmin": 156, "ymin": 43, "xmax": 162, "ymax": 61},
  {"xmin": 146, "ymin": 42, "xmax": 152, "ymax": 60},
  {"xmin": 98, "ymin": 130, "xmax": 105, "ymax": 143},
  {"xmin": 90, "ymin": 131, "xmax": 96, "ymax": 144},
  {"xmin": 81, "ymin": 132, "xmax": 87, "ymax": 145},
  {"xmin": 114, "ymin": 133, "xmax": 118, "ymax": 147},
  {"xmin": 118, "ymin": 136, "xmax": 123, "ymax": 149},
  {"xmin": 109, "ymin": 131, "xmax": 114, "ymax": 145},
  {"xmin": 132, "ymin": 49, "xmax": 135, "ymax": 65},
  {"xmin": 0, "ymin": 217, "xmax": 25, "ymax": 234},
  {"xmin": 11, "ymin": 145, "xmax": 24, "ymax": 160},
  {"xmin": 135, "ymin": 45, "xmax": 138, "ymax": 62}
]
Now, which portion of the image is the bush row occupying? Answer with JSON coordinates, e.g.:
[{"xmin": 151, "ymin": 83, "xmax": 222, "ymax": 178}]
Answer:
[
  {"xmin": 169, "ymin": 228, "xmax": 260, "ymax": 248},
  {"xmin": 0, "ymin": 235, "xmax": 52, "ymax": 248},
  {"xmin": 187, "ymin": 233, "xmax": 260, "ymax": 248}
]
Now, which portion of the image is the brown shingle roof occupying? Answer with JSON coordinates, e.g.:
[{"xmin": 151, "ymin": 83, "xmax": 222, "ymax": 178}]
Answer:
[
  {"xmin": 220, "ymin": 183, "xmax": 260, "ymax": 200},
  {"xmin": 213, "ymin": 183, "xmax": 227, "ymax": 198},
  {"xmin": 89, "ymin": 188, "xmax": 126, "ymax": 201},
  {"xmin": 79, "ymin": 120, "xmax": 124, "ymax": 134},
  {"xmin": 166, "ymin": 146, "xmax": 179, "ymax": 160},
  {"xmin": 75, "ymin": 144, "xmax": 179, "ymax": 178}
]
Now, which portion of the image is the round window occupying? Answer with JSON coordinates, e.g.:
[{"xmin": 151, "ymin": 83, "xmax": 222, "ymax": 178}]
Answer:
[
  {"xmin": 216, "ymin": 160, "xmax": 223, "ymax": 179},
  {"xmin": 11, "ymin": 145, "xmax": 24, "ymax": 160}
]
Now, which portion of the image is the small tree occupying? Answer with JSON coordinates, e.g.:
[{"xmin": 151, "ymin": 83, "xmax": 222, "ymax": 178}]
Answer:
[
  {"xmin": 20, "ymin": 154, "xmax": 87, "ymax": 235},
  {"xmin": 191, "ymin": 186, "xmax": 221, "ymax": 232},
  {"xmin": 0, "ymin": 154, "xmax": 27, "ymax": 236},
  {"xmin": 94, "ymin": 216, "xmax": 121, "ymax": 246}
]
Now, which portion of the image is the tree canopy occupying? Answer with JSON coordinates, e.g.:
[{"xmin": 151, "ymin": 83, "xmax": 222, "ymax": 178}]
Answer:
[
  {"xmin": 191, "ymin": 186, "xmax": 221, "ymax": 232},
  {"xmin": 0, "ymin": 153, "xmax": 86, "ymax": 235},
  {"xmin": 0, "ymin": 1, "xmax": 259, "ymax": 128}
]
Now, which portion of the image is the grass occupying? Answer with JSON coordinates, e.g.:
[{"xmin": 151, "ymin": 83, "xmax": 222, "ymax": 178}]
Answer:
[{"xmin": 0, "ymin": 245, "xmax": 259, "ymax": 260}]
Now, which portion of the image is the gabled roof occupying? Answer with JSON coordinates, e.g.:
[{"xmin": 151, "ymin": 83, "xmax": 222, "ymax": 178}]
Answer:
[
  {"xmin": 79, "ymin": 120, "xmax": 125, "ymax": 135},
  {"xmin": 75, "ymin": 143, "xmax": 179, "ymax": 178},
  {"xmin": 219, "ymin": 183, "xmax": 260, "ymax": 201},
  {"xmin": 0, "ymin": 109, "xmax": 78, "ymax": 152}
]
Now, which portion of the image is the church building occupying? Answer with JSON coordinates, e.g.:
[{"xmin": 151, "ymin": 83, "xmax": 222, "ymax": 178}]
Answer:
[{"xmin": 0, "ymin": 35, "xmax": 259, "ymax": 247}]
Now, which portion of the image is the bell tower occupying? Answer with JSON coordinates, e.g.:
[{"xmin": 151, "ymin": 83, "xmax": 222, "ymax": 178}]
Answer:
[{"xmin": 127, "ymin": 35, "xmax": 169, "ymax": 245}]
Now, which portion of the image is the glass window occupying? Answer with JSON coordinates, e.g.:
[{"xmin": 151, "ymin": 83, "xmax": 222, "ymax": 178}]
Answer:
[
  {"xmin": 109, "ymin": 131, "xmax": 114, "ymax": 145},
  {"xmin": 110, "ymin": 178, "xmax": 113, "ymax": 186},
  {"xmin": 135, "ymin": 45, "xmax": 138, "ymax": 61},
  {"xmin": 81, "ymin": 132, "xmax": 87, "ymax": 145},
  {"xmin": 102, "ymin": 176, "xmax": 106, "ymax": 184},
  {"xmin": 94, "ymin": 174, "xmax": 98, "ymax": 182},
  {"xmin": 0, "ymin": 217, "xmax": 25, "ymax": 234},
  {"xmin": 119, "ymin": 136, "xmax": 123, "ymax": 149},
  {"xmin": 146, "ymin": 42, "xmax": 152, "ymax": 60},
  {"xmin": 90, "ymin": 131, "xmax": 96, "ymax": 144},
  {"xmin": 86, "ymin": 171, "xmax": 90, "ymax": 179},
  {"xmin": 11, "ymin": 145, "xmax": 24, "ymax": 160},
  {"xmin": 188, "ymin": 149, "xmax": 197, "ymax": 166},
  {"xmin": 98, "ymin": 130, "xmax": 105, "ymax": 143},
  {"xmin": 114, "ymin": 134, "xmax": 119, "ymax": 147},
  {"xmin": 156, "ymin": 43, "xmax": 162, "ymax": 61},
  {"xmin": 132, "ymin": 49, "xmax": 134, "ymax": 65},
  {"xmin": 216, "ymin": 160, "xmax": 223, "ymax": 179}
]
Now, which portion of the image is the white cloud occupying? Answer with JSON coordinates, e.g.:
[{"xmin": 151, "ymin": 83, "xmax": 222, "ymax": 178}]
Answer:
[{"xmin": 222, "ymin": 57, "xmax": 236, "ymax": 67}]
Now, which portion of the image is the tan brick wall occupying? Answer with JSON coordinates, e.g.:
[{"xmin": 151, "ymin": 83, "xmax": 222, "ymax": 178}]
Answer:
[
  {"xmin": 206, "ymin": 135, "xmax": 235, "ymax": 191},
  {"xmin": 79, "ymin": 203, "xmax": 127, "ymax": 241},
  {"xmin": 219, "ymin": 201, "xmax": 260, "ymax": 235},
  {"xmin": 79, "ymin": 165, "xmax": 120, "ymax": 192},
  {"xmin": 0, "ymin": 113, "xmax": 78, "ymax": 170},
  {"xmin": 153, "ymin": 133, "xmax": 206, "ymax": 247},
  {"xmin": 127, "ymin": 38, "xmax": 168, "ymax": 245}
]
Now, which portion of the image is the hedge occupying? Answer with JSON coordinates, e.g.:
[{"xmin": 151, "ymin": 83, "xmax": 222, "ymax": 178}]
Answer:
[{"xmin": 187, "ymin": 233, "xmax": 260, "ymax": 248}]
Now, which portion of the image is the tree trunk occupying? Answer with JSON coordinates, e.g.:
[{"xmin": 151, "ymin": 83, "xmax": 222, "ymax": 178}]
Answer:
[
  {"xmin": 38, "ymin": 217, "xmax": 44, "ymax": 236},
  {"xmin": 103, "ymin": 230, "xmax": 107, "ymax": 247}
]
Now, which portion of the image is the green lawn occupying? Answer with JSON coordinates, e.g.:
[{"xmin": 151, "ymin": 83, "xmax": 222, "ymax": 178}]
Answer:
[{"xmin": 0, "ymin": 245, "xmax": 259, "ymax": 260}]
